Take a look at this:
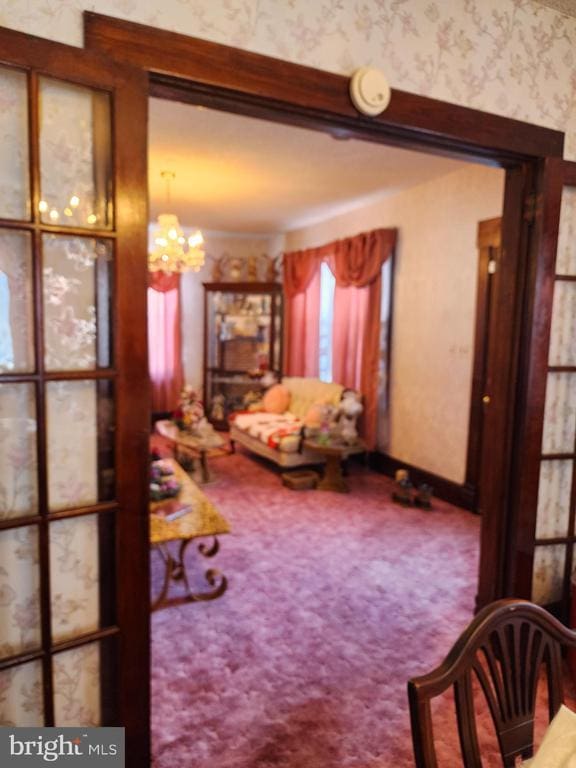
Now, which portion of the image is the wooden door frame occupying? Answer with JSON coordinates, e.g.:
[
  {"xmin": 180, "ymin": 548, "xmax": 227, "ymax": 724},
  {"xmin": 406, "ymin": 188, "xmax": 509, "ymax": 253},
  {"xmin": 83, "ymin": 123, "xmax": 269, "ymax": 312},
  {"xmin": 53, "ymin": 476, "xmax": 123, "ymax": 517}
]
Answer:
[
  {"xmin": 0, "ymin": 23, "xmax": 150, "ymax": 767},
  {"xmin": 466, "ymin": 217, "xmax": 502, "ymax": 508},
  {"xmin": 508, "ymin": 158, "xmax": 576, "ymax": 614},
  {"xmin": 83, "ymin": 9, "xmax": 564, "ymax": 617}
]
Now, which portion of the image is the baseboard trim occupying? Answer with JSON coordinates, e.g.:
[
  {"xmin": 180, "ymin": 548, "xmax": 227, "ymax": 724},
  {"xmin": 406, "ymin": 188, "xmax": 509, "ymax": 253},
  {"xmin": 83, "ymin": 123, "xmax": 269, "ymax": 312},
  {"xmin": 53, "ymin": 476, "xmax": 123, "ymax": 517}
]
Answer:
[{"xmin": 369, "ymin": 451, "xmax": 477, "ymax": 512}]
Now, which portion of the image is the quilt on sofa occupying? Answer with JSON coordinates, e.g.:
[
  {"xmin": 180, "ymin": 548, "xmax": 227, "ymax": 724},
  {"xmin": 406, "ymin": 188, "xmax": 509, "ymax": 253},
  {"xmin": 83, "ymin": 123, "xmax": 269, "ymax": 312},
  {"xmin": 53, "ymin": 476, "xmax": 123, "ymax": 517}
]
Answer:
[
  {"xmin": 232, "ymin": 411, "xmax": 303, "ymax": 453},
  {"xmin": 230, "ymin": 377, "xmax": 346, "ymax": 468}
]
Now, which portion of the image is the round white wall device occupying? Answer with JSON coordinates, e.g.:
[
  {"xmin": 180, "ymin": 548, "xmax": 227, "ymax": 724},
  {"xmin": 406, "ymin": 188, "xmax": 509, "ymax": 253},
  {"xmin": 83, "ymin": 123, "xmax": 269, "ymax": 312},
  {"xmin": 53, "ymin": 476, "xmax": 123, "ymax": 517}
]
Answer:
[{"xmin": 349, "ymin": 67, "xmax": 391, "ymax": 116}]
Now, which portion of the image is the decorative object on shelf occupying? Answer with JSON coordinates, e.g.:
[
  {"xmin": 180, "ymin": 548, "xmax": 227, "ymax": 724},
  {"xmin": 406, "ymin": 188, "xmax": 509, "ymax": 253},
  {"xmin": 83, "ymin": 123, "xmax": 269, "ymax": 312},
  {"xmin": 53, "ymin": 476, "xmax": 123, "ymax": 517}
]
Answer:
[
  {"xmin": 173, "ymin": 386, "xmax": 206, "ymax": 434},
  {"xmin": 209, "ymin": 394, "xmax": 226, "ymax": 423},
  {"xmin": 209, "ymin": 253, "xmax": 281, "ymax": 283},
  {"xmin": 203, "ymin": 282, "xmax": 283, "ymax": 428},
  {"xmin": 149, "ymin": 460, "xmax": 181, "ymax": 501},
  {"xmin": 148, "ymin": 170, "xmax": 205, "ymax": 273}
]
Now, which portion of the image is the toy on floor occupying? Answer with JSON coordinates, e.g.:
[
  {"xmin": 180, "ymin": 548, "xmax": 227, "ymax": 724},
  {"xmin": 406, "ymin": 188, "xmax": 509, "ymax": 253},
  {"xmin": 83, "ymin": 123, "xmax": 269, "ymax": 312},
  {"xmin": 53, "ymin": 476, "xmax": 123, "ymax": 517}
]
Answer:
[{"xmin": 391, "ymin": 469, "xmax": 433, "ymax": 509}]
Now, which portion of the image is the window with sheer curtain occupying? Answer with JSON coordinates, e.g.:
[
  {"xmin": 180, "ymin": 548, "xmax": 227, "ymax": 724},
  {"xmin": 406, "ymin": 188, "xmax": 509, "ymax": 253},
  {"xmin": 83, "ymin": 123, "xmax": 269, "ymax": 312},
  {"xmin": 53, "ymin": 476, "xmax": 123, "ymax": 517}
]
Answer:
[{"xmin": 283, "ymin": 228, "xmax": 396, "ymax": 449}]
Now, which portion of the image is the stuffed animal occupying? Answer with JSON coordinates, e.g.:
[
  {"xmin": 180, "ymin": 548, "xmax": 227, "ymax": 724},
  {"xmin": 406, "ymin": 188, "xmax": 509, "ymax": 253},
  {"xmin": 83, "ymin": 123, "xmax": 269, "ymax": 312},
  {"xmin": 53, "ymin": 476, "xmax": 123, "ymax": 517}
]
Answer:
[{"xmin": 337, "ymin": 389, "xmax": 363, "ymax": 444}]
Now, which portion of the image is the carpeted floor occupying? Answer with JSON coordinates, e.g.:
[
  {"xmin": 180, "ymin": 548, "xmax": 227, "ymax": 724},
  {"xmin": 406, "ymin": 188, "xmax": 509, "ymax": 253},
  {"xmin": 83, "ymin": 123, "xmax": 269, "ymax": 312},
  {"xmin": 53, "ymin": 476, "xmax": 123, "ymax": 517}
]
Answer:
[{"xmin": 151, "ymin": 449, "xmax": 483, "ymax": 767}]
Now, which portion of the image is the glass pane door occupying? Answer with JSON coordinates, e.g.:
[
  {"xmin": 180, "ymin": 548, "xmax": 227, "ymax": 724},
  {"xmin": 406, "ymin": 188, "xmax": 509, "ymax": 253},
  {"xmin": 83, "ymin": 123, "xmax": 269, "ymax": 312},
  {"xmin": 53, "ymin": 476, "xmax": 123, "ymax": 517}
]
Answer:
[{"xmin": 0, "ymin": 28, "xmax": 149, "ymax": 764}]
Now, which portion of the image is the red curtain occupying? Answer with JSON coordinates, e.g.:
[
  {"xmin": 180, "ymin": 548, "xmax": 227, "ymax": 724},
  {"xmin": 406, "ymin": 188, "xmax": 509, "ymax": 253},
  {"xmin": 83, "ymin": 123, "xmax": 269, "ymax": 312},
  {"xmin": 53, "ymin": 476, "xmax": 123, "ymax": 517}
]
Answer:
[
  {"xmin": 148, "ymin": 271, "xmax": 183, "ymax": 413},
  {"xmin": 283, "ymin": 248, "xmax": 323, "ymax": 376},
  {"xmin": 283, "ymin": 229, "xmax": 396, "ymax": 448},
  {"xmin": 328, "ymin": 229, "xmax": 396, "ymax": 448}
]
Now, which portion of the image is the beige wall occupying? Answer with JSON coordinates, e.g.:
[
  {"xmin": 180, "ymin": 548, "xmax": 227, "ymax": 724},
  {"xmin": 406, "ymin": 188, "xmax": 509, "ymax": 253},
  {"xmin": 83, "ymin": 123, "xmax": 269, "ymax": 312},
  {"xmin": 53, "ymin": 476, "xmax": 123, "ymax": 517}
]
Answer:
[{"xmin": 286, "ymin": 164, "xmax": 505, "ymax": 483}]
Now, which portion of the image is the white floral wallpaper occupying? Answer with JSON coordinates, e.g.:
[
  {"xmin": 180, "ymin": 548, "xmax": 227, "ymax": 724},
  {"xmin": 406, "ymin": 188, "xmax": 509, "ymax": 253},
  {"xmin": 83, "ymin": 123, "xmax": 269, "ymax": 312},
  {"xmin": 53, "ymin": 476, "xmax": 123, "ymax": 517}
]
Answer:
[
  {"xmin": 0, "ymin": 65, "xmax": 29, "ymax": 220},
  {"xmin": 50, "ymin": 515, "xmax": 99, "ymax": 643},
  {"xmin": 0, "ymin": 661, "xmax": 43, "ymax": 726},
  {"xmin": 0, "ymin": 230, "xmax": 34, "ymax": 374},
  {"xmin": 43, "ymin": 237, "xmax": 100, "ymax": 372},
  {"xmin": 532, "ymin": 543, "xmax": 567, "ymax": 605},
  {"xmin": 0, "ymin": 526, "xmax": 40, "ymax": 659},
  {"xmin": 541, "ymin": 372, "xmax": 576, "ymax": 454},
  {"xmin": 0, "ymin": 0, "xmax": 575, "ymax": 157},
  {"xmin": 556, "ymin": 187, "xmax": 576, "ymax": 275},
  {"xmin": 53, "ymin": 643, "xmax": 100, "ymax": 726},
  {"xmin": 39, "ymin": 78, "xmax": 110, "ymax": 230},
  {"xmin": 0, "ymin": 384, "xmax": 37, "ymax": 520},
  {"xmin": 46, "ymin": 380, "xmax": 98, "ymax": 511},
  {"xmin": 535, "ymin": 460, "xmax": 573, "ymax": 539}
]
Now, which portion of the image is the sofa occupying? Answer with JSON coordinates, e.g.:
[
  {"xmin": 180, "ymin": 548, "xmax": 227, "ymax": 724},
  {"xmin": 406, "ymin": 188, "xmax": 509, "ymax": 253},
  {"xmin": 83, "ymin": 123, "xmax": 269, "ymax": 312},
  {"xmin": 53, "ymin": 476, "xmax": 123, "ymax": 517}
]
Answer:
[{"xmin": 229, "ymin": 376, "xmax": 350, "ymax": 468}]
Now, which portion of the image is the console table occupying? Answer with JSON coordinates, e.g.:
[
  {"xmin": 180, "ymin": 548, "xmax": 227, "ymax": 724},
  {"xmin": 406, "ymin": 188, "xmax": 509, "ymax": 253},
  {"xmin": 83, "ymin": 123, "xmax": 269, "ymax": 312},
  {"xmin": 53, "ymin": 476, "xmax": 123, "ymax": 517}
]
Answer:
[{"xmin": 150, "ymin": 459, "xmax": 230, "ymax": 610}]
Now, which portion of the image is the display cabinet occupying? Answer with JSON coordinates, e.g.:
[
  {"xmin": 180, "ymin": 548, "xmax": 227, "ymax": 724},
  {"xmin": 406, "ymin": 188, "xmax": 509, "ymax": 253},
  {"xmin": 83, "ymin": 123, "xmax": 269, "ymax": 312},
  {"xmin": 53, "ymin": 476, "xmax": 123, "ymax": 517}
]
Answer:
[{"xmin": 203, "ymin": 282, "xmax": 283, "ymax": 428}]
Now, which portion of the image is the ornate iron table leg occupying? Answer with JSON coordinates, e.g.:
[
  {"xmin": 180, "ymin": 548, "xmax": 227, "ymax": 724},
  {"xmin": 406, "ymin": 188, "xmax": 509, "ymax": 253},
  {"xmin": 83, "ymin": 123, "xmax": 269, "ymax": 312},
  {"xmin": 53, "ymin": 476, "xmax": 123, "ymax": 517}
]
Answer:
[{"xmin": 151, "ymin": 536, "xmax": 227, "ymax": 611}]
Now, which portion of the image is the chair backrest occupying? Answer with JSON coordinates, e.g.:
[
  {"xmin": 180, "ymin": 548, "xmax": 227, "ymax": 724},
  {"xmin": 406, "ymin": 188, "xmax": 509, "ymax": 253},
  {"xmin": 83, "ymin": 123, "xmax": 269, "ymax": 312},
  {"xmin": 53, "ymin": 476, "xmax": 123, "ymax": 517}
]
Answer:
[{"xmin": 408, "ymin": 599, "xmax": 576, "ymax": 768}]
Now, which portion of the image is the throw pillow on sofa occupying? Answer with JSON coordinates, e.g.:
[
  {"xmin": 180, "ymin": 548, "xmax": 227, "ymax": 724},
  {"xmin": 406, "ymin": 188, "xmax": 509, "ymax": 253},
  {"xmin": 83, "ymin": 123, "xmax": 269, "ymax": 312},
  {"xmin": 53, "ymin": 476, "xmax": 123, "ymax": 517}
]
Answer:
[{"xmin": 263, "ymin": 384, "xmax": 291, "ymax": 414}]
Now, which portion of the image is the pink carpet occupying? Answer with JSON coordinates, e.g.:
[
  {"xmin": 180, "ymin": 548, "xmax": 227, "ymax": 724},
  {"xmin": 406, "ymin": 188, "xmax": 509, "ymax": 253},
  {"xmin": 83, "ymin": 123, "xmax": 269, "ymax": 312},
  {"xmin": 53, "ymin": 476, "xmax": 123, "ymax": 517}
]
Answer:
[{"xmin": 151, "ymin": 450, "xmax": 482, "ymax": 767}]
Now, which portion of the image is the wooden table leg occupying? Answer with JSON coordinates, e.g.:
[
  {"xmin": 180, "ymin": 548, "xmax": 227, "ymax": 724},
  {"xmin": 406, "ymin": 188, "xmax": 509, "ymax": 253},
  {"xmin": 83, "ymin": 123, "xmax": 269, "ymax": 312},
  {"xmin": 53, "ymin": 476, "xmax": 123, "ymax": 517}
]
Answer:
[{"xmin": 317, "ymin": 453, "xmax": 349, "ymax": 493}]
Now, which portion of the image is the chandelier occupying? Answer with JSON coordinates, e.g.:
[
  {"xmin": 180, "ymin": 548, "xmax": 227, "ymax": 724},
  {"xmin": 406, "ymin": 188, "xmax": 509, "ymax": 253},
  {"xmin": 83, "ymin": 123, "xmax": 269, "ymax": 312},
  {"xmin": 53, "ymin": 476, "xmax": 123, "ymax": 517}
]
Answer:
[{"xmin": 148, "ymin": 171, "xmax": 205, "ymax": 273}]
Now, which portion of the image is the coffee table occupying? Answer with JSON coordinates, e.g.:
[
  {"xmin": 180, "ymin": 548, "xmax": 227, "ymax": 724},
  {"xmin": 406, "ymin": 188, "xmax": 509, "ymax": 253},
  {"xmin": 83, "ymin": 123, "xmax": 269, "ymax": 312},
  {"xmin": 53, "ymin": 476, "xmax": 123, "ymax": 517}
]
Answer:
[
  {"xmin": 303, "ymin": 439, "xmax": 366, "ymax": 493},
  {"xmin": 155, "ymin": 419, "xmax": 227, "ymax": 484},
  {"xmin": 150, "ymin": 459, "xmax": 230, "ymax": 610}
]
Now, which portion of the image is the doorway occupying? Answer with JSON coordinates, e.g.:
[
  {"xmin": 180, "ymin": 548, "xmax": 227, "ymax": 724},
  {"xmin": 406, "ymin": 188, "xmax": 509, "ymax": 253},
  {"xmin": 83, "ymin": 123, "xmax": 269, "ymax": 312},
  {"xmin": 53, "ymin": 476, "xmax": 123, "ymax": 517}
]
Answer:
[
  {"xmin": 145, "ymin": 94, "xmax": 508, "ymax": 767},
  {"xmin": 81, "ymin": 12, "xmax": 569, "ymax": 766}
]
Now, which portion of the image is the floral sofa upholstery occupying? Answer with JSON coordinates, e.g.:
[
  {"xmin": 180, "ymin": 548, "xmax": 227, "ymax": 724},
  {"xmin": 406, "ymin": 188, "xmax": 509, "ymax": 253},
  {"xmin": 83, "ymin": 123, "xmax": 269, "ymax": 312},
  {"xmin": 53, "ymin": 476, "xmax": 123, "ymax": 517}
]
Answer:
[{"xmin": 229, "ymin": 377, "xmax": 345, "ymax": 468}]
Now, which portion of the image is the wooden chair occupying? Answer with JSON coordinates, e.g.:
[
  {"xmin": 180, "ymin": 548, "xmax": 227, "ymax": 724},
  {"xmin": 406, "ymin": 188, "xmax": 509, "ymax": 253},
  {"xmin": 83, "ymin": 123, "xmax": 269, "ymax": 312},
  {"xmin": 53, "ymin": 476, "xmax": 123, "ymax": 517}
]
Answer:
[{"xmin": 408, "ymin": 599, "xmax": 576, "ymax": 767}]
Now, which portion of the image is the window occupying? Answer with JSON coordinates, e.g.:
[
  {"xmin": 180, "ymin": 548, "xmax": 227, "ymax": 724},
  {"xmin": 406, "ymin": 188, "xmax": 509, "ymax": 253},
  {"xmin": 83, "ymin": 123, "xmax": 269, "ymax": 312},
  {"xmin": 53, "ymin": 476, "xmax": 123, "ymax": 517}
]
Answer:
[{"xmin": 318, "ymin": 262, "xmax": 335, "ymax": 382}]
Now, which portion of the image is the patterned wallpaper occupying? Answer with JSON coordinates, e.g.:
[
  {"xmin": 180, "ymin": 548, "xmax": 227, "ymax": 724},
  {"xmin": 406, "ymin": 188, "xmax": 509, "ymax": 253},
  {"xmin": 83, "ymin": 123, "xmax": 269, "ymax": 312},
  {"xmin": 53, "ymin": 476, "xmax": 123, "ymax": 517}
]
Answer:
[{"xmin": 0, "ymin": 0, "xmax": 575, "ymax": 157}]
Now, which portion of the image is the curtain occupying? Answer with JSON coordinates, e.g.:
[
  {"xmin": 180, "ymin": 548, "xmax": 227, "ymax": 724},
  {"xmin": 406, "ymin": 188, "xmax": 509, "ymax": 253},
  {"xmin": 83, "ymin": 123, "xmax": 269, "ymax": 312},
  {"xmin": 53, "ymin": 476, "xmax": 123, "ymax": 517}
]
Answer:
[
  {"xmin": 328, "ymin": 229, "xmax": 396, "ymax": 449},
  {"xmin": 283, "ymin": 248, "xmax": 322, "ymax": 376},
  {"xmin": 148, "ymin": 271, "xmax": 183, "ymax": 413},
  {"xmin": 283, "ymin": 229, "xmax": 396, "ymax": 448}
]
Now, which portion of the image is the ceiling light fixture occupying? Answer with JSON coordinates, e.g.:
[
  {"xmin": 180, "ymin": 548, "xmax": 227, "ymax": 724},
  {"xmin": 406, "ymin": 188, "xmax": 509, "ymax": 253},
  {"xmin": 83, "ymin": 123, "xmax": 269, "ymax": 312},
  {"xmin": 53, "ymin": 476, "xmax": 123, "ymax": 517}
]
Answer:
[{"xmin": 148, "ymin": 170, "xmax": 205, "ymax": 273}]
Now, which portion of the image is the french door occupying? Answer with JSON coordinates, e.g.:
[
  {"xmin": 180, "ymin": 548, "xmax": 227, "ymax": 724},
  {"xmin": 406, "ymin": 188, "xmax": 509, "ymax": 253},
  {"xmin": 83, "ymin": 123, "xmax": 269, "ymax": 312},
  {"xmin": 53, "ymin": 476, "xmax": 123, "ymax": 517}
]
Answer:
[{"xmin": 0, "ymin": 25, "xmax": 150, "ymax": 766}]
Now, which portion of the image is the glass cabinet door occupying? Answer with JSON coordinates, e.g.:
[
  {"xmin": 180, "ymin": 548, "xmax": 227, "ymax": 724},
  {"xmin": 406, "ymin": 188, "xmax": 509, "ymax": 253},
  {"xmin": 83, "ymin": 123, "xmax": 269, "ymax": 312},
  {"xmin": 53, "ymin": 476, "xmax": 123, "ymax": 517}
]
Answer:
[{"xmin": 203, "ymin": 283, "xmax": 282, "ymax": 426}]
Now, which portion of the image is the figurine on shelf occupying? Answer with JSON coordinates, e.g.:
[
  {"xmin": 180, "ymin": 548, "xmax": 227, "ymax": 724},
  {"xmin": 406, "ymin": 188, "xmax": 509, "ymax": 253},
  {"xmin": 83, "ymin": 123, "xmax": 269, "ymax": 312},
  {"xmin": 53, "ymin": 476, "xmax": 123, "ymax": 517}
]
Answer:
[
  {"xmin": 210, "ymin": 253, "xmax": 225, "ymax": 282},
  {"xmin": 247, "ymin": 254, "xmax": 259, "ymax": 282},
  {"xmin": 210, "ymin": 394, "xmax": 226, "ymax": 422},
  {"xmin": 266, "ymin": 253, "xmax": 282, "ymax": 282}
]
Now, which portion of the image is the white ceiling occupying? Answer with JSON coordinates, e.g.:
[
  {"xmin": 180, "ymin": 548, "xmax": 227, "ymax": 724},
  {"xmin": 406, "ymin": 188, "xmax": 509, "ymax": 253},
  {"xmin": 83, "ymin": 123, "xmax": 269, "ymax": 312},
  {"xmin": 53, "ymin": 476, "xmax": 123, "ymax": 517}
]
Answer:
[{"xmin": 148, "ymin": 98, "xmax": 471, "ymax": 234}]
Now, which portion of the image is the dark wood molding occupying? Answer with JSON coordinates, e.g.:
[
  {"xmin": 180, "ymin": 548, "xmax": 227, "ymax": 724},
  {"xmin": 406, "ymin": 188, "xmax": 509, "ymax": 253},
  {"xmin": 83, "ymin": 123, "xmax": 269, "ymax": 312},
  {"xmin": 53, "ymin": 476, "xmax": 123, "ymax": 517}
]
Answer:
[
  {"xmin": 506, "ymin": 157, "xmax": 564, "ymax": 601},
  {"xmin": 113, "ymin": 64, "xmax": 151, "ymax": 768},
  {"xmin": 369, "ymin": 452, "xmax": 476, "ymax": 512},
  {"xmin": 466, "ymin": 217, "xmax": 502, "ymax": 498},
  {"xmin": 475, "ymin": 165, "xmax": 535, "ymax": 608},
  {"xmin": 83, "ymin": 12, "xmax": 563, "ymax": 164},
  {"xmin": 0, "ymin": 25, "xmax": 151, "ymax": 762}
]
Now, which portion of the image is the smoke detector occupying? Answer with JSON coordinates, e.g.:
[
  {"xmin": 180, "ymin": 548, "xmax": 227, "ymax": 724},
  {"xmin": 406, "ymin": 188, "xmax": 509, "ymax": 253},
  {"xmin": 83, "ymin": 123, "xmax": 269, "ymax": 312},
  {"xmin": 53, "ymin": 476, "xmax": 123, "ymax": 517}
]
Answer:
[{"xmin": 349, "ymin": 67, "xmax": 391, "ymax": 117}]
